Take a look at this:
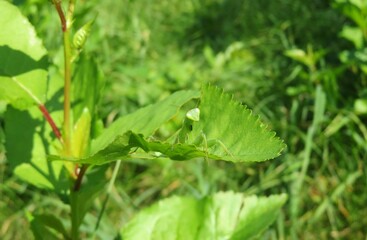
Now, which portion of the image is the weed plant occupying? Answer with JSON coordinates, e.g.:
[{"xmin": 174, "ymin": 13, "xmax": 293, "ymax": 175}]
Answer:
[{"xmin": 1, "ymin": 0, "xmax": 367, "ymax": 239}]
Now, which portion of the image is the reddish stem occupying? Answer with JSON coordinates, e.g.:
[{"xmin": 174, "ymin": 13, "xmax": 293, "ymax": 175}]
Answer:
[
  {"xmin": 39, "ymin": 104, "xmax": 63, "ymax": 143},
  {"xmin": 53, "ymin": 0, "xmax": 67, "ymax": 32},
  {"xmin": 73, "ymin": 165, "xmax": 89, "ymax": 191}
]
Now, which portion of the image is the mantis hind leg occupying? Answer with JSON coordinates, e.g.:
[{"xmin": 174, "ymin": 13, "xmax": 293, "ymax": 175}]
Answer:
[{"xmin": 199, "ymin": 132, "xmax": 234, "ymax": 161}]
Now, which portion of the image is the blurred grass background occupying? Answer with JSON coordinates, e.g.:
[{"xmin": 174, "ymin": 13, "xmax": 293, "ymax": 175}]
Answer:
[{"xmin": 1, "ymin": 0, "xmax": 367, "ymax": 239}]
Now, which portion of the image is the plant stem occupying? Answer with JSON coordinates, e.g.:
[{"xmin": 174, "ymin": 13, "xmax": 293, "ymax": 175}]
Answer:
[
  {"xmin": 73, "ymin": 165, "xmax": 88, "ymax": 191},
  {"xmin": 63, "ymin": 29, "xmax": 72, "ymax": 156},
  {"xmin": 52, "ymin": 0, "xmax": 72, "ymax": 156},
  {"xmin": 70, "ymin": 191, "xmax": 80, "ymax": 240},
  {"xmin": 53, "ymin": 2, "xmax": 83, "ymax": 239},
  {"xmin": 53, "ymin": 0, "xmax": 67, "ymax": 32},
  {"xmin": 70, "ymin": 164, "xmax": 88, "ymax": 240}
]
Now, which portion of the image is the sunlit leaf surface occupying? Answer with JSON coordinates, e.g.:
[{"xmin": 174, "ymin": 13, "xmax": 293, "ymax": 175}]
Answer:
[{"xmin": 120, "ymin": 192, "xmax": 287, "ymax": 240}]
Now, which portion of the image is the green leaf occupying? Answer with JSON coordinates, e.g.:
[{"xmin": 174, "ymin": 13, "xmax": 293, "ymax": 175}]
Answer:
[
  {"xmin": 354, "ymin": 98, "xmax": 367, "ymax": 115},
  {"xmin": 73, "ymin": 53, "xmax": 104, "ymax": 123},
  {"xmin": 90, "ymin": 89, "xmax": 200, "ymax": 154},
  {"xmin": 334, "ymin": 0, "xmax": 367, "ymax": 29},
  {"xmin": 28, "ymin": 213, "xmax": 69, "ymax": 239},
  {"xmin": 4, "ymin": 65, "xmax": 68, "ymax": 192},
  {"xmin": 48, "ymin": 131, "xmax": 207, "ymax": 164},
  {"xmin": 120, "ymin": 192, "xmax": 287, "ymax": 240},
  {"xmin": 339, "ymin": 25, "xmax": 364, "ymax": 49},
  {"xmin": 313, "ymin": 85, "xmax": 326, "ymax": 125},
  {"xmin": 284, "ymin": 49, "xmax": 312, "ymax": 67},
  {"xmin": 0, "ymin": 1, "xmax": 48, "ymax": 109},
  {"xmin": 70, "ymin": 166, "xmax": 108, "ymax": 231},
  {"xmin": 5, "ymin": 106, "xmax": 68, "ymax": 192},
  {"xmin": 49, "ymin": 86, "xmax": 284, "ymax": 164},
  {"xmin": 72, "ymin": 108, "xmax": 91, "ymax": 158},
  {"xmin": 185, "ymin": 85, "xmax": 285, "ymax": 162},
  {"xmin": 73, "ymin": 19, "xmax": 95, "ymax": 50},
  {"xmin": 230, "ymin": 194, "xmax": 287, "ymax": 239}
]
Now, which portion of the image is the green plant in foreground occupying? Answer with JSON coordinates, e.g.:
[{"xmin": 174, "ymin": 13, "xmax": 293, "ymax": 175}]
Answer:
[{"xmin": 0, "ymin": 1, "xmax": 286, "ymax": 239}]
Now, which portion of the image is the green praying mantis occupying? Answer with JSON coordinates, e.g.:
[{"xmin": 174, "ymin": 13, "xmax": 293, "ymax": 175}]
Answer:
[{"xmin": 176, "ymin": 107, "xmax": 234, "ymax": 160}]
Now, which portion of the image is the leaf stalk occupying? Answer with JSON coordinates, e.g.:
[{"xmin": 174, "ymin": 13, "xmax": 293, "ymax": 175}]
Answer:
[{"xmin": 39, "ymin": 104, "xmax": 63, "ymax": 143}]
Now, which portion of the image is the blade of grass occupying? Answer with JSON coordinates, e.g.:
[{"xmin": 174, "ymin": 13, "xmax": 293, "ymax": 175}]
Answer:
[
  {"xmin": 290, "ymin": 84, "xmax": 326, "ymax": 237},
  {"xmin": 92, "ymin": 160, "xmax": 122, "ymax": 238}
]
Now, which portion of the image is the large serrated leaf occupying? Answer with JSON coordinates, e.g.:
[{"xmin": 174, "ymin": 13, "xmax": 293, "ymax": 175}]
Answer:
[
  {"xmin": 185, "ymin": 85, "xmax": 285, "ymax": 162},
  {"xmin": 120, "ymin": 192, "xmax": 287, "ymax": 240},
  {"xmin": 0, "ymin": 1, "xmax": 48, "ymax": 109},
  {"xmin": 48, "ymin": 86, "xmax": 284, "ymax": 165}
]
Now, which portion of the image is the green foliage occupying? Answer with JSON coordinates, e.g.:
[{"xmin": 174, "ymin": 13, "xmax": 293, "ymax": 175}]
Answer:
[
  {"xmin": 1, "ymin": 2, "xmax": 66, "ymax": 190},
  {"xmin": 72, "ymin": 53, "xmax": 104, "ymax": 124},
  {"xmin": 0, "ymin": 1, "xmax": 48, "ymax": 109},
  {"xmin": 90, "ymin": 89, "xmax": 200, "ymax": 154},
  {"xmin": 1, "ymin": 1, "xmax": 287, "ymax": 239},
  {"xmin": 185, "ymin": 85, "xmax": 285, "ymax": 162},
  {"xmin": 4, "ymin": 106, "xmax": 68, "ymax": 192},
  {"xmin": 121, "ymin": 192, "xmax": 287, "ymax": 240},
  {"xmin": 73, "ymin": 19, "xmax": 95, "ymax": 51},
  {"xmin": 4, "ymin": 0, "xmax": 367, "ymax": 239},
  {"xmin": 28, "ymin": 213, "xmax": 69, "ymax": 240},
  {"xmin": 71, "ymin": 108, "xmax": 91, "ymax": 158},
  {"xmin": 69, "ymin": 166, "xmax": 109, "ymax": 236},
  {"xmin": 48, "ymin": 85, "xmax": 284, "ymax": 165}
]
